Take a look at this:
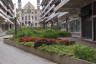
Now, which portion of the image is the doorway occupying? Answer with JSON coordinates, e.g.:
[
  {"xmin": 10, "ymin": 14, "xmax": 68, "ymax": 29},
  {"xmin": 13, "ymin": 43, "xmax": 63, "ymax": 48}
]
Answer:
[
  {"xmin": 93, "ymin": 18, "xmax": 96, "ymax": 41},
  {"xmin": 81, "ymin": 3, "xmax": 92, "ymax": 39}
]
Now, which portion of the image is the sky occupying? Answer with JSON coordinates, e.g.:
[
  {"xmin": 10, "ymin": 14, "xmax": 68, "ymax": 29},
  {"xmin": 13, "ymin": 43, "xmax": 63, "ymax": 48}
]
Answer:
[{"xmin": 12, "ymin": 0, "xmax": 42, "ymax": 9}]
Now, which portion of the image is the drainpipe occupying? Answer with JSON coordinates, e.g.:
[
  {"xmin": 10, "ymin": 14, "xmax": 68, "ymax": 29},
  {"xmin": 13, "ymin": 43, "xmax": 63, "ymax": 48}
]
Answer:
[{"xmin": 92, "ymin": 1, "xmax": 94, "ymax": 41}]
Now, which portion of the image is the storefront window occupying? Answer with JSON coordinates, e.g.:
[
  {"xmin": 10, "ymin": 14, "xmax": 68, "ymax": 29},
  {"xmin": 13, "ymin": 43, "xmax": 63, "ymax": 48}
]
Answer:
[{"xmin": 69, "ymin": 19, "xmax": 80, "ymax": 32}]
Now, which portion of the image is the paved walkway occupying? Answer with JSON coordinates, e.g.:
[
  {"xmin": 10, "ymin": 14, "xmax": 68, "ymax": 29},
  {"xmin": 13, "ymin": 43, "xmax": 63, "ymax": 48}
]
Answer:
[
  {"xmin": 0, "ymin": 37, "xmax": 56, "ymax": 64},
  {"xmin": 0, "ymin": 32, "xmax": 5, "ymax": 37},
  {"xmin": 61, "ymin": 37, "xmax": 96, "ymax": 49}
]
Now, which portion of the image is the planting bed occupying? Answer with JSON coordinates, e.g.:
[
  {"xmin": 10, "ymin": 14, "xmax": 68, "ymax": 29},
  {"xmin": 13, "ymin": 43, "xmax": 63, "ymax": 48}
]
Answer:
[
  {"xmin": 4, "ymin": 39, "xmax": 96, "ymax": 64},
  {"xmin": 6, "ymin": 28, "xmax": 96, "ymax": 64}
]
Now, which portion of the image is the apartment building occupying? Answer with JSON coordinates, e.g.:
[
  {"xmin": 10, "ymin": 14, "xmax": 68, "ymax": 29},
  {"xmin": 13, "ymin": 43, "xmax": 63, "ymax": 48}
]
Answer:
[
  {"xmin": 40, "ymin": 0, "xmax": 96, "ymax": 41},
  {"xmin": 17, "ymin": 0, "xmax": 41, "ymax": 28},
  {"xmin": 40, "ymin": 0, "xmax": 62, "ymax": 29},
  {"xmin": 0, "ymin": 0, "xmax": 15, "ymax": 32}
]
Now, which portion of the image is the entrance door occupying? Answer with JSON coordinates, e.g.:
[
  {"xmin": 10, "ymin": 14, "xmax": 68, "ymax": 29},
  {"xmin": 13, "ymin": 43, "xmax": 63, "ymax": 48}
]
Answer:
[
  {"xmin": 81, "ymin": 3, "xmax": 92, "ymax": 39},
  {"xmin": 82, "ymin": 17, "xmax": 92, "ymax": 39},
  {"xmin": 93, "ymin": 18, "xmax": 96, "ymax": 41},
  {"xmin": 93, "ymin": 1, "xmax": 96, "ymax": 41}
]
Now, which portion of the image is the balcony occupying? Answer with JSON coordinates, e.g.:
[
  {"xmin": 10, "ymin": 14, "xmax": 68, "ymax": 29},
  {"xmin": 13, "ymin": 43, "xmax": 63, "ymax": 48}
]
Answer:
[
  {"xmin": 0, "ymin": 9, "xmax": 7, "ymax": 18},
  {"xmin": 42, "ymin": 0, "xmax": 53, "ymax": 14},
  {"xmin": 54, "ymin": 0, "xmax": 69, "ymax": 12},
  {"xmin": 0, "ymin": 1, "xmax": 7, "ymax": 11},
  {"xmin": 42, "ymin": 5, "xmax": 55, "ymax": 19},
  {"xmin": 54, "ymin": 0, "xmax": 91, "ymax": 12}
]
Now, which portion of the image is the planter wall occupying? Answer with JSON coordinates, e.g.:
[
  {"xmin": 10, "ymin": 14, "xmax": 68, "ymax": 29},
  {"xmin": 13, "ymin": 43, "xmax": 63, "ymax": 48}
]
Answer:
[{"xmin": 4, "ymin": 39, "xmax": 93, "ymax": 64}]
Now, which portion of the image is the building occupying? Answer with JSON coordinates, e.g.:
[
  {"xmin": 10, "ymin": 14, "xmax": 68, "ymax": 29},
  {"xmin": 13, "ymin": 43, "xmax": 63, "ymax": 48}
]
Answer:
[
  {"xmin": 17, "ymin": 0, "xmax": 41, "ymax": 27},
  {"xmin": 40, "ymin": 0, "xmax": 67, "ymax": 29},
  {"xmin": 40, "ymin": 0, "xmax": 96, "ymax": 41},
  {"xmin": 0, "ymin": 0, "xmax": 15, "ymax": 32}
]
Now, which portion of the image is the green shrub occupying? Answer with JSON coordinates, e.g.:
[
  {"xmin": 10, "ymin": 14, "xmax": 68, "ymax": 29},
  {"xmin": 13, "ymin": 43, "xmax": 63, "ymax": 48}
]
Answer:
[
  {"xmin": 39, "ymin": 44, "xmax": 75, "ymax": 56},
  {"xmin": 24, "ymin": 42, "xmax": 34, "ymax": 47},
  {"xmin": 6, "ymin": 29, "xmax": 15, "ymax": 34},
  {"xmin": 57, "ymin": 31, "xmax": 71, "ymax": 37},
  {"xmin": 39, "ymin": 44, "xmax": 96, "ymax": 63},
  {"xmin": 74, "ymin": 45, "xmax": 96, "ymax": 63},
  {"xmin": 11, "ymin": 27, "xmax": 71, "ymax": 40}
]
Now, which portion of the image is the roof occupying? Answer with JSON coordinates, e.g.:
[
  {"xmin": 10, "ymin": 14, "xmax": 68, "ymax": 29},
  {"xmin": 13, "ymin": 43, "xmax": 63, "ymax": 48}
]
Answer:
[{"xmin": 23, "ymin": 2, "xmax": 35, "ymax": 9}]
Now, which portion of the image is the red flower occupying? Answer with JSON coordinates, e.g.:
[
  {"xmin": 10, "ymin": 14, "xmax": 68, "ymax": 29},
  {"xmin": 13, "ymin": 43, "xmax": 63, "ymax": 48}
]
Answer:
[
  {"xmin": 19, "ymin": 37, "xmax": 31, "ymax": 42},
  {"xmin": 19, "ymin": 37, "xmax": 74, "ymax": 45}
]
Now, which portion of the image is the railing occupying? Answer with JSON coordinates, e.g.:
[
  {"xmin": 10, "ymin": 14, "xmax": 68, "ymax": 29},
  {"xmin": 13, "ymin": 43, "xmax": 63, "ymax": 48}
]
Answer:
[
  {"xmin": 41, "ymin": 5, "xmax": 55, "ymax": 20},
  {"xmin": 54, "ymin": 0, "xmax": 69, "ymax": 12},
  {"xmin": 42, "ymin": 0, "xmax": 54, "ymax": 14}
]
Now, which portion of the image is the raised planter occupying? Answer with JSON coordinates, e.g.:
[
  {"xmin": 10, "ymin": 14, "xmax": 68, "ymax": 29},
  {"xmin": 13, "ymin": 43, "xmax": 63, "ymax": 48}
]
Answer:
[{"xmin": 4, "ymin": 39, "xmax": 93, "ymax": 64}]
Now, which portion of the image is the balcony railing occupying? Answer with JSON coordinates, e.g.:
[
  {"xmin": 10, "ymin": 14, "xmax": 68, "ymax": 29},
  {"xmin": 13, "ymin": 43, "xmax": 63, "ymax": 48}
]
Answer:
[{"xmin": 54, "ymin": 0, "xmax": 69, "ymax": 12}]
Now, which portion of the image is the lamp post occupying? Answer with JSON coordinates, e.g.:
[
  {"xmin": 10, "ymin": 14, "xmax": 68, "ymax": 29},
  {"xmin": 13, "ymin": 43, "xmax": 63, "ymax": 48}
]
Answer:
[
  {"xmin": 8, "ymin": 16, "xmax": 18, "ymax": 35},
  {"xmin": 14, "ymin": 17, "xmax": 17, "ymax": 35},
  {"xmin": 65, "ymin": 16, "xmax": 69, "ymax": 32}
]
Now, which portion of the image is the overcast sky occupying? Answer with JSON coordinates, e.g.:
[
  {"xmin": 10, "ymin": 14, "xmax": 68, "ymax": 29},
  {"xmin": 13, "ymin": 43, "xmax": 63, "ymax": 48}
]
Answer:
[{"xmin": 12, "ymin": 0, "xmax": 42, "ymax": 9}]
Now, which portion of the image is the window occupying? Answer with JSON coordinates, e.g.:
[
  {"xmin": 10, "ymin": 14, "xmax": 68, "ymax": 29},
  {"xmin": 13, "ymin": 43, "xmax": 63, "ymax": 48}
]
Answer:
[
  {"xmin": 32, "ymin": 16, "xmax": 33, "ymax": 19},
  {"xmin": 35, "ymin": 23, "xmax": 37, "ymax": 26},
  {"xmin": 22, "ymin": 17, "xmax": 24, "ymax": 20},
  {"xmin": 69, "ymin": 20, "xmax": 80, "ymax": 32},
  {"xmin": 25, "ymin": 16, "xmax": 27, "ymax": 20},
  {"xmin": 25, "ymin": 21, "xmax": 27, "ymax": 24},
  {"xmin": 22, "ymin": 23, "xmax": 24, "ymax": 26},
  {"xmin": 27, "ymin": 9, "xmax": 31, "ymax": 13},
  {"xmin": 29, "ymin": 21, "xmax": 31, "ymax": 25},
  {"xmin": 29, "ymin": 15, "xmax": 30, "ymax": 20},
  {"xmin": 35, "ymin": 17, "xmax": 37, "ymax": 20}
]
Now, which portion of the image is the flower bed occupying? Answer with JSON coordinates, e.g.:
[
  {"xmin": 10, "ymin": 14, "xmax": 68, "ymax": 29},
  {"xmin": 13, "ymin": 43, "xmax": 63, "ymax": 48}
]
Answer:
[
  {"xmin": 19, "ymin": 37, "xmax": 75, "ymax": 46},
  {"xmin": 6, "ymin": 27, "xmax": 96, "ymax": 63},
  {"xmin": 4, "ymin": 39, "xmax": 96, "ymax": 64}
]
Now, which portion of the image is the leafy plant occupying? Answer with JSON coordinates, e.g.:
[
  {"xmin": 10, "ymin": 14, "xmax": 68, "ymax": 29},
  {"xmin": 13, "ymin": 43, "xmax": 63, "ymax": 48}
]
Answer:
[
  {"xmin": 6, "ymin": 29, "xmax": 15, "ymax": 34},
  {"xmin": 24, "ymin": 42, "xmax": 34, "ymax": 47},
  {"xmin": 74, "ymin": 45, "xmax": 96, "ymax": 63},
  {"xmin": 39, "ymin": 44, "xmax": 96, "ymax": 63},
  {"xmin": 10, "ymin": 27, "xmax": 71, "ymax": 41}
]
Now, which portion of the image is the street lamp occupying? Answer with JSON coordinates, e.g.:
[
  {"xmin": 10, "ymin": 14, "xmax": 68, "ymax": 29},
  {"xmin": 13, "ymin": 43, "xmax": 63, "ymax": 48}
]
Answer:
[{"xmin": 8, "ymin": 16, "xmax": 18, "ymax": 35}]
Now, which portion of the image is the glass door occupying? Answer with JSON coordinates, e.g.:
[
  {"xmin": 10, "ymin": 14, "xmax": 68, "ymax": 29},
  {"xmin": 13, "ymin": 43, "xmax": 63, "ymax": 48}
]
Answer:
[
  {"xmin": 93, "ymin": 18, "xmax": 96, "ymax": 41},
  {"xmin": 81, "ymin": 3, "xmax": 92, "ymax": 39}
]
